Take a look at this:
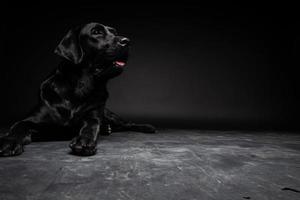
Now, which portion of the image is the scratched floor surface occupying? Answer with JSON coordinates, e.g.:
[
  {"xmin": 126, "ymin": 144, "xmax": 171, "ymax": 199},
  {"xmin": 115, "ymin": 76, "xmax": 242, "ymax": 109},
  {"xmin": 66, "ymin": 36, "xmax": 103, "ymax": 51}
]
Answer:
[{"xmin": 0, "ymin": 130, "xmax": 300, "ymax": 200}]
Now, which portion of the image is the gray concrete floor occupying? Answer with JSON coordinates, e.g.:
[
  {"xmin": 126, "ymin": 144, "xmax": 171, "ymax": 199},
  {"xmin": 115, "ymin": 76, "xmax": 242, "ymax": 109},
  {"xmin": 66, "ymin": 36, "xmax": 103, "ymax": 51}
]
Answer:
[{"xmin": 0, "ymin": 130, "xmax": 300, "ymax": 200}]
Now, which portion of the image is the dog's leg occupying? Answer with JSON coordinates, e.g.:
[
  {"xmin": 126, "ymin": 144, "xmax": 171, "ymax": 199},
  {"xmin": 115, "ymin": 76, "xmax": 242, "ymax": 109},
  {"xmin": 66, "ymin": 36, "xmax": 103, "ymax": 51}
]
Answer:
[
  {"xmin": 102, "ymin": 108, "xmax": 156, "ymax": 134},
  {"xmin": 0, "ymin": 105, "xmax": 53, "ymax": 156},
  {"xmin": 69, "ymin": 113, "xmax": 101, "ymax": 156}
]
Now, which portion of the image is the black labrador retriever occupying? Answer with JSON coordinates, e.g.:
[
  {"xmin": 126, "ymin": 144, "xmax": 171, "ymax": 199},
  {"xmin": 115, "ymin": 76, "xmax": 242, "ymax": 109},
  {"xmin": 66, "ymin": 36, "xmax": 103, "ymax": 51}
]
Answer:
[{"xmin": 0, "ymin": 22, "xmax": 155, "ymax": 157}]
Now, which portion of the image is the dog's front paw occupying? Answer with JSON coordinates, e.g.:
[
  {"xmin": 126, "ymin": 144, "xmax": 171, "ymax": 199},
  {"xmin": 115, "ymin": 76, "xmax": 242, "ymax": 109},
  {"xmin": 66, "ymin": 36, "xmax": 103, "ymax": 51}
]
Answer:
[
  {"xmin": 69, "ymin": 136, "xmax": 97, "ymax": 156},
  {"xmin": 0, "ymin": 136, "xmax": 24, "ymax": 157},
  {"xmin": 100, "ymin": 124, "xmax": 112, "ymax": 136}
]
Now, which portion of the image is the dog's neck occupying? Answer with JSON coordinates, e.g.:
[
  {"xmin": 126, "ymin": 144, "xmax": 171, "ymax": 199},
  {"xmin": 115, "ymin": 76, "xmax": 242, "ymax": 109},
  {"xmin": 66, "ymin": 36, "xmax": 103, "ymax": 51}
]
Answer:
[{"xmin": 60, "ymin": 59, "xmax": 109, "ymax": 76}]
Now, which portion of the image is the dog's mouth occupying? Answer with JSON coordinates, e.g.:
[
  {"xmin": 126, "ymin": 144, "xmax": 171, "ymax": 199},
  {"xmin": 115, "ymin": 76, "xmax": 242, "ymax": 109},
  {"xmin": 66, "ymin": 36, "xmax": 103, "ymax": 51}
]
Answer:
[{"xmin": 113, "ymin": 60, "xmax": 126, "ymax": 68}]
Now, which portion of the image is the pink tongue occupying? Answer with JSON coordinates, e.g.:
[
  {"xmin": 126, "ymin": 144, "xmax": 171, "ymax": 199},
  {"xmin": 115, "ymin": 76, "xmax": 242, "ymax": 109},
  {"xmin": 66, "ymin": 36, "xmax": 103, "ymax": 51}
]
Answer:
[{"xmin": 115, "ymin": 61, "xmax": 125, "ymax": 67}]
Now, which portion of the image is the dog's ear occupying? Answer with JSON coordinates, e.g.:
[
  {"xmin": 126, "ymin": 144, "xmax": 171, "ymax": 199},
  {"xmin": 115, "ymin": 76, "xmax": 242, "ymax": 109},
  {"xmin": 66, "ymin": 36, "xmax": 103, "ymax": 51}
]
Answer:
[{"xmin": 54, "ymin": 26, "xmax": 84, "ymax": 64}]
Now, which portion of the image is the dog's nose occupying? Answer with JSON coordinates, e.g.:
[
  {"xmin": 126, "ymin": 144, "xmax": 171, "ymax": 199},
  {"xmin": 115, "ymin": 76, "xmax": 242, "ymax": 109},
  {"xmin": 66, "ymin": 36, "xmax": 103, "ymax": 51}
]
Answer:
[{"xmin": 119, "ymin": 37, "xmax": 130, "ymax": 46}]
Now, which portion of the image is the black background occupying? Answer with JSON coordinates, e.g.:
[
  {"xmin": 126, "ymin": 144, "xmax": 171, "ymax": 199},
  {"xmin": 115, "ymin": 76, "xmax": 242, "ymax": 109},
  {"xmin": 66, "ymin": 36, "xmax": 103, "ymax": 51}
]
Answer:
[{"xmin": 1, "ymin": 2, "xmax": 299, "ymax": 131}]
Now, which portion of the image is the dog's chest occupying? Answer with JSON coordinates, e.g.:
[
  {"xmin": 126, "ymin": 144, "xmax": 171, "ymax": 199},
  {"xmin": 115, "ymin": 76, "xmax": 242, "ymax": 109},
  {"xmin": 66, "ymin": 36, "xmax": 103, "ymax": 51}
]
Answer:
[{"xmin": 74, "ymin": 73, "xmax": 94, "ymax": 97}]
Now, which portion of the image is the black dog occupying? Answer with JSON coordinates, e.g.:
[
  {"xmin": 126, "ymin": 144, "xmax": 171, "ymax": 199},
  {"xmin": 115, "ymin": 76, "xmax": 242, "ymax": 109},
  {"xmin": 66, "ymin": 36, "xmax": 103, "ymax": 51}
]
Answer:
[{"xmin": 0, "ymin": 22, "xmax": 155, "ymax": 157}]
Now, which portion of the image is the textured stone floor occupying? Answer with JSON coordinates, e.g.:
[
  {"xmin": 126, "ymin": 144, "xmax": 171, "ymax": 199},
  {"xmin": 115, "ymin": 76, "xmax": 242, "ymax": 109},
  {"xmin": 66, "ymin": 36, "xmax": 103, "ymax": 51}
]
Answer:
[{"xmin": 0, "ymin": 130, "xmax": 300, "ymax": 200}]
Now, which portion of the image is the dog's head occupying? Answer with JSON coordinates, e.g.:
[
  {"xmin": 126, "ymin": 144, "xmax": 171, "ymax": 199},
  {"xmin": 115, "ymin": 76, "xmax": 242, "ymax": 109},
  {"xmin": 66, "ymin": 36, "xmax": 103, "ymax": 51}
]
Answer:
[{"xmin": 55, "ymin": 22, "xmax": 129, "ymax": 77}]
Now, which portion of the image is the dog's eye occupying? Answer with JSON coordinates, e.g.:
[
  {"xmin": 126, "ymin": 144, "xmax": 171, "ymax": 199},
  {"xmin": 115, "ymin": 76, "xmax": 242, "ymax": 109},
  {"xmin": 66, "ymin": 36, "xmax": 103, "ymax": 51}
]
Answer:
[{"xmin": 91, "ymin": 29, "xmax": 104, "ymax": 36}]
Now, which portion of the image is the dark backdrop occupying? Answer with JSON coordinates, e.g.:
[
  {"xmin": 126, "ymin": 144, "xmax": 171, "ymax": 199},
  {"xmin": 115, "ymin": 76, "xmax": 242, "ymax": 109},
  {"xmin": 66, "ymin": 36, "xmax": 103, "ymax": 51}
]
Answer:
[{"xmin": 1, "ymin": 3, "xmax": 299, "ymax": 130}]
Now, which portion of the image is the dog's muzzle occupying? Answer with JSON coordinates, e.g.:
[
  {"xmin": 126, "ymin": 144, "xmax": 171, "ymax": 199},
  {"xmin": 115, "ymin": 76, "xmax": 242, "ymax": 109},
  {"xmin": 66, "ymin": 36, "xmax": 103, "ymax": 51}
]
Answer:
[{"xmin": 113, "ymin": 37, "xmax": 130, "ymax": 68}]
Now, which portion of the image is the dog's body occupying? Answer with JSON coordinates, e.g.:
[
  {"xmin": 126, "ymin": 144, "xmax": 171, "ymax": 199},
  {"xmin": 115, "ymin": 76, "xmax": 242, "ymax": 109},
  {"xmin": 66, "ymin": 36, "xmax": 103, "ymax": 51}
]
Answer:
[{"xmin": 0, "ymin": 22, "xmax": 155, "ymax": 156}]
